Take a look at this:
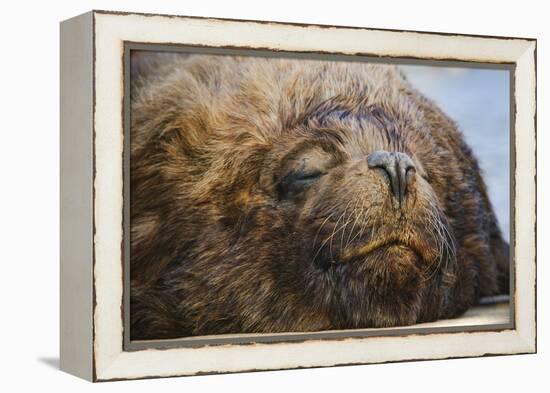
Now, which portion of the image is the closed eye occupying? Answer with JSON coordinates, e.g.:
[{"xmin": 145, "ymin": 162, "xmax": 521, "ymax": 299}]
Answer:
[
  {"xmin": 294, "ymin": 171, "xmax": 324, "ymax": 182},
  {"xmin": 277, "ymin": 170, "xmax": 325, "ymax": 198}
]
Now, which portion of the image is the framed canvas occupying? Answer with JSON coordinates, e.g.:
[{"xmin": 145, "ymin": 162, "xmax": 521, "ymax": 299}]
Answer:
[{"xmin": 60, "ymin": 10, "xmax": 537, "ymax": 382}]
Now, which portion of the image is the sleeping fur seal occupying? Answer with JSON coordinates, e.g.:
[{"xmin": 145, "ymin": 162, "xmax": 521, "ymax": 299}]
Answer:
[{"xmin": 129, "ymin": 54, "xmax": 509, "ymax": 339}]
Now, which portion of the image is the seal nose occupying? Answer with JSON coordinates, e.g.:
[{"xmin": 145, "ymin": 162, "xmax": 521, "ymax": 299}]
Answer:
[{"xmin": 367, "ymin": 150, "xmax": 416, "ymax": 204}]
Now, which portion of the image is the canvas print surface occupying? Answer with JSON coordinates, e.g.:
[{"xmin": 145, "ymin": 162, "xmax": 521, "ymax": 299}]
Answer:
[{"xmin": 128, "ymin": 50, "xmax": 511, "ymax": 341}]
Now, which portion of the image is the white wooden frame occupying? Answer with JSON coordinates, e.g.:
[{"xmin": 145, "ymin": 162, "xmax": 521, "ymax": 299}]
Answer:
[{"xmin": 60, "ymin": 10, "xmax": 536, "ymax": 382}]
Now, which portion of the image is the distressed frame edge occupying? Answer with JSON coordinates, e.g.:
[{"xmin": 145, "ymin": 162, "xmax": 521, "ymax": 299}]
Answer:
[
  {"xmin": 59, "ymin": 11, "xmax": 95, "ymax": 381},
  {"xmin": 92, "ymin": 9, "xmax": 537, "ymax": 42},
  {"xmin": 90, "ymin": 11, "xmax": 537, "ymax": 382},
  {"xmin": 512, "ymin": 40, "xmax": 537, "ymax": 354}
]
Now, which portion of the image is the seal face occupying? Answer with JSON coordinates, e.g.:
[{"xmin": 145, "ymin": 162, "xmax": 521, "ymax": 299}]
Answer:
[{"xmin": 129, "ymin": 54, "xmax": 510, "ymax": 339}]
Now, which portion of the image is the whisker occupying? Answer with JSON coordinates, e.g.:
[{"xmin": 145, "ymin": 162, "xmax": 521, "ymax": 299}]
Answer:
[
  {"xmin": 340, "ymin": 198, "xmax": 360, "ymax": 252},
  {"xmin": 345, "ymin": 197, "xmax": 366, "ymax": 249},
  {"xmin": 421, "ymin": 206, "xmax": 456, "ymax": 283},
  {"xmin": 312, "ymin": 218, "xmax": 351, "ymax": 265},
  {"xmin": 311, "ymin": 211, "xmax": 336, "ymax": 251},
  {"xmin": 329, "ymin": 199, "xmax": 353, "ymax": 260},
  {"xmin": 346, "ymin": 206, "xmax": 371, "ymax": 246}
]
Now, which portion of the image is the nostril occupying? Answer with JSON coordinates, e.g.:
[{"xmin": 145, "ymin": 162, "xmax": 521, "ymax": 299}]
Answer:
[
  {"xmin": 367, "ymin": 150, "xmax": 416, "ymax": 205},
  {"xmin": 405, "ymin": 165, "xmax": 416, "ymax": 179},
  {"xmin": 405, "ymin": 166, "xmax": 416, "ymax": 187},
  {"xmin": 398, "ymin": 165, "xmax": 415, "ymax": 203}
]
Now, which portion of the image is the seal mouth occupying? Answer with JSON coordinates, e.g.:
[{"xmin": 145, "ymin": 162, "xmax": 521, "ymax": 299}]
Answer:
[{"xmin": 339, "ymin": 236, "xmax": 434, "ymax": 264}]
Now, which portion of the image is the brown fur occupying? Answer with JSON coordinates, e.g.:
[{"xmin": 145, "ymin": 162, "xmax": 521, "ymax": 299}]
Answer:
[{"xmin": 129, "ymin": 53, "xmax": 509, "ymax": 340}]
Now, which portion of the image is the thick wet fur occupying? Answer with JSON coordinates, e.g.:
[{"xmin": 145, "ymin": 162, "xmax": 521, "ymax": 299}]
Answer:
[{"xmin": 129, "ymin": 53, "xmax": 510, "ymax": 340}]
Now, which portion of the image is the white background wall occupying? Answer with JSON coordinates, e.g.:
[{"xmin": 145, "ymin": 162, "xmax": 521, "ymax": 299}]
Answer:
[{"xmin": 0, "ymin": 0, "xmax": 546, "ymax": 391}]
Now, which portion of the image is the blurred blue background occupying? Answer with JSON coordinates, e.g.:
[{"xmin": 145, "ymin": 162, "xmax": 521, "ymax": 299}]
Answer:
[{"xmin": 399, "ymin": 65, "xmax": 510, "ymax": 241}]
